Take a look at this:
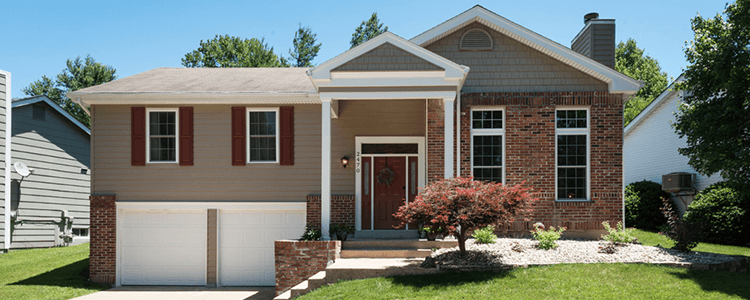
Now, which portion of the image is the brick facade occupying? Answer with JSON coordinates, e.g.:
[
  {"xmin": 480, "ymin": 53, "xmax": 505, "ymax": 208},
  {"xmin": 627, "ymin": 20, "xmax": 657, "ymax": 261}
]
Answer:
[
  {"xmin": 306, "ymin": 195, "xmax": 355, "ymax": 230},
  {"xmin": 274, "ymin": 240, "xmax": 341, "ymax": 295},
  {"xmin": 89, "ymin": 194, "xmax": 117, "ymax": 284},
  {"xmin": 460, "ymin": 91, "xmax": 624, "ymax": 232},
  {"xmin": 427, "ymin": 99, "xmax": 446, "ymax": 183}
]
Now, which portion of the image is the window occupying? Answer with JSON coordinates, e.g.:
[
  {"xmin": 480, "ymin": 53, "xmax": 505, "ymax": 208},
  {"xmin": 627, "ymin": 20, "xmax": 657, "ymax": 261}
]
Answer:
[
  {"xmin": 247, "ymin": 108, "xmax": 279, "ymax": 163},
  {"xmin": 147, "ymin": 109, "xmax": 178, "ymax": 163},
  {"xmin": 471, "ymin": 108, "xmax": 504, "ymax": 183},
  {"xmin": 72, "ymin": 228, "xmax": 89, "ymax": 237},
  {"xmin": 556, "ymin": 108, "xmax": 589, "ymax": 200}
]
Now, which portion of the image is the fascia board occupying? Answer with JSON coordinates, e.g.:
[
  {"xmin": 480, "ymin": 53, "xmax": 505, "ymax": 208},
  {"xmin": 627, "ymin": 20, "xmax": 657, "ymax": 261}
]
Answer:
[
  {"xmin": 315, "ymin": 77, "xmax": 459, "ymax": 88},
  {"xmin": 13, "ymin": 95, "xmax": 90, "ymax": 135},
  {"xmin": 320, "ymin": 91, "xmax": 456, "ymax": 100},
  {"xmin": 309, "ymin": 32, "xmax": 467, "ymax": 81},
  {"xmin": 411, "ymin": 7, "xmax": 641, "ymax": 94}
]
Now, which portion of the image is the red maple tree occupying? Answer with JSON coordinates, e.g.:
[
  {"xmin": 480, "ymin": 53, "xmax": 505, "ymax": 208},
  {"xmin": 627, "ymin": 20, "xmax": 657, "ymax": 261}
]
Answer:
[{"xmin": 395, "ymin": 176, "xmax": 536, "ymax": 255}]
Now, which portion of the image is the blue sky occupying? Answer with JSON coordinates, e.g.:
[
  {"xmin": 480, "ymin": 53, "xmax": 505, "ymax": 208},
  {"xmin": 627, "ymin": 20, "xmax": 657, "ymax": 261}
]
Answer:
[{"xmin": 1, "ymin": 0, "xmax": 728, "ymax": 97}]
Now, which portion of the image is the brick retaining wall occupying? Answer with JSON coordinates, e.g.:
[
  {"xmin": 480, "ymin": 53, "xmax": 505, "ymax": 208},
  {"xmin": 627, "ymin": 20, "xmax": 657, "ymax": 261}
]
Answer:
[{"xmin": 275, "ymin": 240, "xmax": 341, "ymax": 295}]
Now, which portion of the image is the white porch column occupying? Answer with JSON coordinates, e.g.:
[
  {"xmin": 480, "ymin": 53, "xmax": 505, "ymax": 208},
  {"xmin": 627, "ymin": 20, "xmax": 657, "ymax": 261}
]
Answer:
[
  {"xmin": 444, "ymin": 98, "xmax": 454, "ymax": 178},
  {"xmin": 321, "ymin": 99, "xmax": 332, "ymax": 240}
]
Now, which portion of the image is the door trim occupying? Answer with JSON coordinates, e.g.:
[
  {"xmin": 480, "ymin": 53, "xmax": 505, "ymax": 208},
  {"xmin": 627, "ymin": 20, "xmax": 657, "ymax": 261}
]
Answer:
[{"xmin": 354, "ymin": 136, "xmax": 425, "ymax": 231}]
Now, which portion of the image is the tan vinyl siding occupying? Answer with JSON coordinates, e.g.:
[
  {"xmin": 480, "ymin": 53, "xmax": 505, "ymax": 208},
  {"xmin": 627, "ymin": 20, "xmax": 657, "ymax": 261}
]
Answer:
[
  {"xmin": 0, "ymin": 73, "xmax": 5, "ymax": 250},
  {"xmin": 9, "ymin": 103, "xmax": 90, "ymax": 248},
  {"xmin": 425, "ymin": 22, "xmax": 608, "ymax": 93},
  {"xmin": 206, "ymin": 209, "xmax": 217, "ymax": 286},
  {"xmin": 334, "ymin": 43, "xmax": 443, "ymax": 72},
  {"xmin": 92, "ymin": 101, "xmax": 425, "ymax": 200}
]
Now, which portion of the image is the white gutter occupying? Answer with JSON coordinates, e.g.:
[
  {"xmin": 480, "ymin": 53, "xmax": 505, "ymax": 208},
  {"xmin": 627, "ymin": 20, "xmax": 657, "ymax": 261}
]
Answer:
[
  {"xmin": 2, "ymin": 70, "xmax": 11, "ymax": 251},
  {"xmin": 75, "ymin": 97, "xmax": 91, "ymax": 116}
]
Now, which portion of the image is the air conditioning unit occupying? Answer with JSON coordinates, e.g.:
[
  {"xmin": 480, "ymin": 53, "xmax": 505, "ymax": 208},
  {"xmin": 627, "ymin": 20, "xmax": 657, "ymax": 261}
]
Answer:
[{"xmin": 662, "ymin": 172, "xmax": 694, "ymax": 192}]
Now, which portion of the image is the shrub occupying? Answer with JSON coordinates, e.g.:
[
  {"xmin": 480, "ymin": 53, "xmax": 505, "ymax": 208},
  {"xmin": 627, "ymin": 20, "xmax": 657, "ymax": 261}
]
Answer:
[
  {"xmin": 684, "ymin": 182, "xmax": 750, "ymax": 245},
  {"xmin": 395, "ymin": 176, "xmax": 536, "ymax": 255},
  {"xmin": 600, "ymin": 221, "xmax": 636, "ymax": 244},
  {"xmin": 329, "ymin": 224, "xmax": 355, "ymax": 241},
  {"xmin": 661, "ymin": 197, "xmax": 702, "ymax": 252},
  {"xmin": 472, "ymin": 225, "xmax": 497, "ymax": 244},
  {"xmin": 531, "ymin": 224, "xmax": 565, "ymax": 250},
  {"xmin": 624, "ymin": 180, "xmax": 674, "ymax": 231},
  {"xmin": 300, "ymin": 227, "xmax": 321, "ymax": 241}
]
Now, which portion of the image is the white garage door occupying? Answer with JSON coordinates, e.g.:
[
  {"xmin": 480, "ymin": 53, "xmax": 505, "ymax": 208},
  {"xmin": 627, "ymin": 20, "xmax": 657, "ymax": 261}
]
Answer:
[
  {"xmin": 120, "ymin": 210, "xmax": 206, "ymax": 285},
  {"xmin": 219, "ymin": 209, "xmax": 305, "ymax": 286}
]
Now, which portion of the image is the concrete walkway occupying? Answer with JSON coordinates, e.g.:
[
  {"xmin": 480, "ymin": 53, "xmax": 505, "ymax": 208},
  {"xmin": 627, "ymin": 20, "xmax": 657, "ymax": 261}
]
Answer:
[{"xmin": 72, "ymin": 286, "xmax": 275, "ymax": 300}]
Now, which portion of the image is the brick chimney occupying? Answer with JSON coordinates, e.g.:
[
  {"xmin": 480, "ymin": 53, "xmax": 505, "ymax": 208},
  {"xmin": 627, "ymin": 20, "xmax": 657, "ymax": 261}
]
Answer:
[{"xmin": 571, "ymin": 12, "xmax": 616, "ymax": 69}]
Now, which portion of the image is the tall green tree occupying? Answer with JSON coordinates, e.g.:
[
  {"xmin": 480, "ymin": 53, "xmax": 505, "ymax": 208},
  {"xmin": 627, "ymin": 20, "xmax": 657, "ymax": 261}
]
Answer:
[
  {"xmin": 182, "ymin": 35, "xmax": 289, "ymax": 68},
  {"xmin": 615, "ymin": 38, "xmax": 669, "ymax": 126},
  {"xmin": 674, "ymin": 0, "xmax": 750, "ymax": 193},
  {"xmin": 23, "ymin": 55, "xmax": 116, "ymax": 127},
  {"xmin": 289, "ymin": 24, "xmax": 322, "ymax": 67},
  {"xmin": 350, "ymin": 12, "xmax": 388, "ymax": 48}
]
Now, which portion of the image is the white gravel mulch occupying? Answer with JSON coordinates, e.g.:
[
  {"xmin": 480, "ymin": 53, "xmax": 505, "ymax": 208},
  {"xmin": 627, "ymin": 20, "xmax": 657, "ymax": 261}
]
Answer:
[{"xmin": 432, "ymin": 238, "xmax": 741, "ymax": 267}]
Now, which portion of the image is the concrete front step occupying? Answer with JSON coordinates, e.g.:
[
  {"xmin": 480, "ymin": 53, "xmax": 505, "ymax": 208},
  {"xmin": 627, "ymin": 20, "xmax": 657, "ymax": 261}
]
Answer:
[
  {"xmin": 341, "ymin": 249, "xmax": 432, "ymax": 258},
  {"xmin": 342, "ymin": 239, "xmax": 458, "ymax": 250},
  {"xmin": 275, "ymin": 271, "xmax": 327, "ymax": 300},
  {"xmin": 354, "ymin": 230, "xmax": 419, "ymax": 239}
]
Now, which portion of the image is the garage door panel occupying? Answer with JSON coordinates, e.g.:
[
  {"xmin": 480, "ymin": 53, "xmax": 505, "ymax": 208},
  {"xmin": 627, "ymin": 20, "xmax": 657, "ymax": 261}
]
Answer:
[
  {"xmin": 220, "ymin": 209, "xmax": 305, "ymax": 286},
  {"xmin": 120, "ymin": 210, "xmax": 206, "ymax": 286}
]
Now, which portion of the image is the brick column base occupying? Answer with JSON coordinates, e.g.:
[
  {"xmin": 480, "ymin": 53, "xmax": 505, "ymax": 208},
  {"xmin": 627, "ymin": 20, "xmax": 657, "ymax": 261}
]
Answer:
[
  {"xmin": 89, "ymin": 194, "xmax": 116, "ymax": 285},
  {"xmin": 274, "ymin": 240, "xmax": 341, "ymax": 295},
  {"xmin": 306, "ymin": 194, "xmax": 355, "ymax": 231}
]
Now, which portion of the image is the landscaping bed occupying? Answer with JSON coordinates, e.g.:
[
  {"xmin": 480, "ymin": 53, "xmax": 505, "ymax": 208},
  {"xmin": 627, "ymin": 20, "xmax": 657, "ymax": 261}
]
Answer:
[{"xmin": 431, "ymin": 238, "xmax": 748, "ymax": 272}]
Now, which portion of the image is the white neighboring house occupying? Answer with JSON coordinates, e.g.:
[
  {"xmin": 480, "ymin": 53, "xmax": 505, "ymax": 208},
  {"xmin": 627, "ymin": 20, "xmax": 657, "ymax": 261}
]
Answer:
[{"xmin": 624, "ymin": 75, "xmax": 723, "ymax": 214}]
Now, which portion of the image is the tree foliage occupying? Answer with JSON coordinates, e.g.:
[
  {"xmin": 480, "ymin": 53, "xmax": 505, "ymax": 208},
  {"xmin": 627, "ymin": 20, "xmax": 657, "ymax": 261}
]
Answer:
[
  {"xmin": 182, "ymin": 35, "xmax": 288, "ymax": 68},
  {"xmin": 23, "ymin": 55, "xmax": 116, "ymax": 127},
  {"xmin": 615, "ymin": 39, "xmax": 669, "ymax": 126},
  {"xmin": 350, "ymin": 12, "xmax": 388, "ymax": 48},
  {"xmin": 394, "ymin": 177, "xmax": 536, "ymax": 255},
  {"xmin": 289, "ymin": 24, "xmax": 322, "ymax": 67},
  {"xmin": 673, "ymin": 0, "xmax": 750, "ymax": 193},
  {"xmin": 684, "ymin": 182, "xmax": 749, "ymax": 245}
]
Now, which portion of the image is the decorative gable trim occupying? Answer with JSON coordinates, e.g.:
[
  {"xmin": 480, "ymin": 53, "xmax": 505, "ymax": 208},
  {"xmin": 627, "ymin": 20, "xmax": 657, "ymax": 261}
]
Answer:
[{"xmin": 410, "ymin": 5, "xmax": 641, "ymax": 94}]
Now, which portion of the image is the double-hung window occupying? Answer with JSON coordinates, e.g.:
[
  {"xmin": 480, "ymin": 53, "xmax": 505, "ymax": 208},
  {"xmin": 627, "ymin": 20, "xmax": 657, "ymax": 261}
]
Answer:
[
  {"xmin": 147, "ymin": 108, "xmax": 178, "ymax": 163},
  {"xmin": 247, "ymin": 108, "xmax": 279, "ymax": 163},
  {"xmin": 471, "ymin": 108, "xmax": 504, "ymax": 183},
  {"xmin": 556, "ymin": 108, "xmax": 589, "ymax": 200}
]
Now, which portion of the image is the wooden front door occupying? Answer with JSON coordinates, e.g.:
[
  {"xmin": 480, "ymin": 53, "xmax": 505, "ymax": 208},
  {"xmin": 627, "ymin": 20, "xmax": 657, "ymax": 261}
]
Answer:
[{"xmin": 373, "ymin": 156, "xmax": 406, "ymax": 229}]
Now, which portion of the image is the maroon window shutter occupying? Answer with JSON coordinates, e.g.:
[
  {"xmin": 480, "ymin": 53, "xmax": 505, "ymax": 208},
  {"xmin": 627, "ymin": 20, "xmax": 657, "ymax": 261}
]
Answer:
[
  {"xmin": 179, "ymin": 107, "xmax": 194, "ymax": 166},
  {"xmin": 131, "ymin": 107, "xmax": 146, "ymax": 166},
  {"xmin": 280, "ymin": 106, "xmax": 294, "ymax": 165},
  {"xmin": 231, "ymin": 107, "xmax": 246, "ymax": 166}
]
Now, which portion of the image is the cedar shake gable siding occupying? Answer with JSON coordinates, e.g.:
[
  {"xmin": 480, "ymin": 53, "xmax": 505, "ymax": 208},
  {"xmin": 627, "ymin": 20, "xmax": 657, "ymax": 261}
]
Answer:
[
  {"xmin": 425, "ymin": 22, "xmax": 608, "ymax": 93},
  {"xmin": 333, "ymin": 43, "xmax": 444, "ymax": 72}
]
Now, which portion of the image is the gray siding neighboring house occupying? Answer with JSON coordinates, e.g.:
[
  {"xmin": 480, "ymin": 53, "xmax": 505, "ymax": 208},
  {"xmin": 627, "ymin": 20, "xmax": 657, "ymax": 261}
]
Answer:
[{"xmin": 0, "ymin": 85, "xmax": 91, "ymax": 251}]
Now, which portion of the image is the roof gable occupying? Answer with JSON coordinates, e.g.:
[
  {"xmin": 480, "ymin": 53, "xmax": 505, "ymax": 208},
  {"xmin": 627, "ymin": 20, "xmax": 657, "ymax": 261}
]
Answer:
[
  {"xmin": 12, "ymin": 95, "xmax": 90, "ymax": 135},
  {"xmin": 624, "ymin": 75, "xmax": 685, "ymax": 136},
  {"xmin": 411, "ymin": 5, "xmax": 641, "ymax": 94},
  {"xmin": 333, "ymin": 43, "xmax": 443, "ymax": 72},
  {"xmin": 309, "ymin": 32, "xmax": 468, "ymax": 81}
]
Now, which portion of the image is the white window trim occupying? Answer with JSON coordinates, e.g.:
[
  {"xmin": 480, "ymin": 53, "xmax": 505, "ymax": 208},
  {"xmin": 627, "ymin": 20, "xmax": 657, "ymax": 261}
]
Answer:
[
  {"xmin": 146, "ymin": 108, "xmax": 179, "ymax": 164},
  {"xmin": 555, "ymin": 106, "xmax": 591, "ymax": 202},
  {"xmin": 246, "ymin": 107, "xmax": 280, "ymax": 164},
  {"xmin": 470, "ymin": 107, "xmax": 505, "ymax": 184}
]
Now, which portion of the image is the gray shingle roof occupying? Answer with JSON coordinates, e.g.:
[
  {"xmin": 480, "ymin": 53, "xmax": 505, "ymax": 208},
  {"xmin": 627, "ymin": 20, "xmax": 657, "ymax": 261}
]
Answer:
[{"xmin": 72, "ymin": 67, "xmax": 314, "ymax": 94}]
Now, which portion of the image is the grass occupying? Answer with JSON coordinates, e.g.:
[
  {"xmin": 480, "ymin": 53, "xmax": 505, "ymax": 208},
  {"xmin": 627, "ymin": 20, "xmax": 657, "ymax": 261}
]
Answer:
[
  {"xmin": 299, "ymin": 264, "xmax": 750, "ymax": 300},
  {"xmin": 0, "ymin": 243, "xmax": 107, "ymax": 300},
  {"xmin": 632, "ymin": 229, "xmax": 750, "ymax": 257},
  {"xmin": 299, "ymin": 230, "xmax": 750, "ymax": 300}
]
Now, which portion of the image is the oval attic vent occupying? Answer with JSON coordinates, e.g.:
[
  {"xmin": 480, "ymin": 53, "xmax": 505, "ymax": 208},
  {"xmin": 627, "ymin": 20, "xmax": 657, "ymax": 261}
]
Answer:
[{"xmin": 460, "ymin": 29, "xmax": 493, "ymax": 50}]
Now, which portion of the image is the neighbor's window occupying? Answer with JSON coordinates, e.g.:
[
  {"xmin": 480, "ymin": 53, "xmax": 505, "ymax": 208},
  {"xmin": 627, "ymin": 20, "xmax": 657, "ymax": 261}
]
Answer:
[
  {"xmin": 556, "ymin": 108, "xmax": 589, "ymax": 200},
  {"xmin": 247, "ymin": 108, "xmax": 279, "ymax": 163},
  {"xmin": 72, "ymin": 228, "xmax": 89, "ymax": 237},
  {"xmin": 147, "ymin": 109, "xmax": 178, "ymax": 163},
  {"xmin": 471, "ymin": 109, "xmax": 504, "ymax": 183}
]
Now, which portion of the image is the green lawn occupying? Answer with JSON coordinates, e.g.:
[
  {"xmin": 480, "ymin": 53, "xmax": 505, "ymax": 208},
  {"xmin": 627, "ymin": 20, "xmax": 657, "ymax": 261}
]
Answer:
[
  {"xmin": 299, "ymin": 230, "xmax": 750, "ymax": 300},
  {"xmin": 0, "ymin": 243, "xmax": 107, "ymax": 300},
  {"xmin": 632, "ymin": 229, "xmax": 750, "ymax": 257}
]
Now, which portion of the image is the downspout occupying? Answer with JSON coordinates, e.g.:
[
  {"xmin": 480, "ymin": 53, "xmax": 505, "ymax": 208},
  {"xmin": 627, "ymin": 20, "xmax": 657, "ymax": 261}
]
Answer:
[{"xmin": 2, "ymin": 70, "xmax": 12, "ymax": 251}]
